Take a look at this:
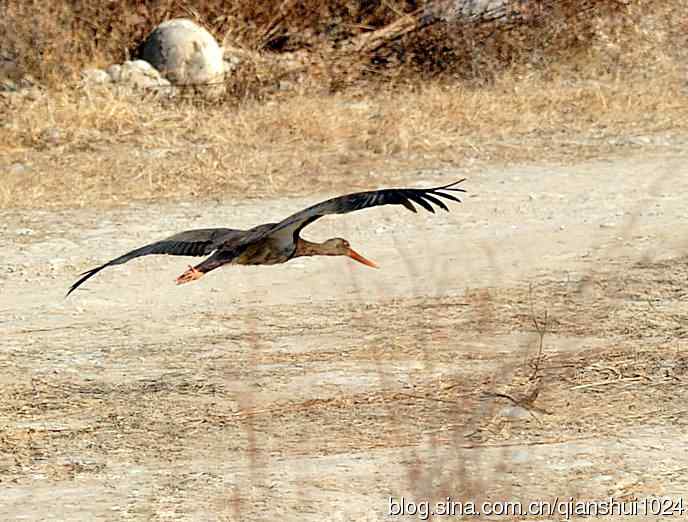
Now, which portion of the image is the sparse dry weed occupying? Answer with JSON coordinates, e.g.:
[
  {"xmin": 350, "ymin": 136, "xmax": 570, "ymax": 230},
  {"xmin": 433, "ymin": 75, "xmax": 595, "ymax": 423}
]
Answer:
[{"xmin": 2, "ymin": 67, "xmax": 687, "ymax": 209}]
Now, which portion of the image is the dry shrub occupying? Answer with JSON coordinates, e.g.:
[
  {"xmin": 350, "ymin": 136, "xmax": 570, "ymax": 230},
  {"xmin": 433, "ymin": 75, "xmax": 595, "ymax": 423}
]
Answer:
[
  {"xmin": 395, "ymin": 1, "xmax": 629, "ymax": 81},
  {"xmin": 0, "ymin": 1, "xmax": 84, "ymax": 82},
  {"xmin": 0, "ymin": 0, "xmax": 651, "ymax": 90}
]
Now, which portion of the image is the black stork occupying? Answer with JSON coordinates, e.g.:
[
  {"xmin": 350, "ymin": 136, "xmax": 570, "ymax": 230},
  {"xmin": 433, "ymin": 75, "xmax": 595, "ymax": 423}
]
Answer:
[{"xmin": 67, "ymin": 179, "xmax": 466, "ymax": 296}]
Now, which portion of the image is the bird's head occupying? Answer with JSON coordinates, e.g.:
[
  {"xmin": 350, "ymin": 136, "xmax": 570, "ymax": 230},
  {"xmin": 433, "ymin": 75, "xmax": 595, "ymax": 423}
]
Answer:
[{"xmin": 323, "ymin": 238, "xmax": 378, "ymax": 268}]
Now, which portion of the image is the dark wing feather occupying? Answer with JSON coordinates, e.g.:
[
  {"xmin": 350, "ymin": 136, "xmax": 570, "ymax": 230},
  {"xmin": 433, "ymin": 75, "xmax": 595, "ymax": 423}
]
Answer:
[
  {"xmin": 268, "ymin": 179, "xmax": 466, "ymax": 239},
  {"xmin": 413, "ymin": 192, "xmax": 448, "ymax": 211},
  {"xmin": 404, "ymin": 190, "xmax": 435, "ymax": 213},
  {"xmin": 66, "ymin": 228, "xmax": 242, "ymax": 296}
]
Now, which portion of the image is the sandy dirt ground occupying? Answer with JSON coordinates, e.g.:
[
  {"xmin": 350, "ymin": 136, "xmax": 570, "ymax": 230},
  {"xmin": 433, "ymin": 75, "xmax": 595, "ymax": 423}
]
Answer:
[{"xmin": 1, "ymin": 152, "xmax": 688, "ymax": 521}]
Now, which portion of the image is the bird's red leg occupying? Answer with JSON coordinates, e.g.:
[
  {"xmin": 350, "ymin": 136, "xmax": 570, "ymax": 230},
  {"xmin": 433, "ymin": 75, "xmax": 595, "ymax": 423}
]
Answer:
[{"xmin": 176, "ymin": 265, "xmax": 204, "ymax": 285}]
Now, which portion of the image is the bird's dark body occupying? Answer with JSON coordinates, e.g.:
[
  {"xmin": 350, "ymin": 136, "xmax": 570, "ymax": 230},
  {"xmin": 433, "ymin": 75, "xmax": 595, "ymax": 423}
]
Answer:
[
  {"xmin": 199, "ymin": 225, "xmax": 296, "ymax": 270},
  {"xmin": 67, "ymin": 180, "xmax": 466, "ymax": 295}
]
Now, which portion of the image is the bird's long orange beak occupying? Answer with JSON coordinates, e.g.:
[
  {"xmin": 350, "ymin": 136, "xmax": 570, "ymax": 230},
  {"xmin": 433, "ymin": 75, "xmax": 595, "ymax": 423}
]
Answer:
[{"xmin": 347, "ymin": 248, "xmax": 378, "ymax": 269}]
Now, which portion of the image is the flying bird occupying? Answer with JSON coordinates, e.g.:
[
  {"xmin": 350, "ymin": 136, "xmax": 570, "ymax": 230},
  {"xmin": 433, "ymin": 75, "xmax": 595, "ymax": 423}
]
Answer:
[{"xmin": 67, "ymin": 179, "xmax": 466, "ymax": 296}]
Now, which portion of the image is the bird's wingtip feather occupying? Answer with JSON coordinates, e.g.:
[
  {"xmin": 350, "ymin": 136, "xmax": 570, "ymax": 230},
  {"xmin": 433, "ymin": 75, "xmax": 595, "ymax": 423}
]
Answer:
[{"xmin": 438, "ymin": 178, "xmax": 467, "ymax": 190}]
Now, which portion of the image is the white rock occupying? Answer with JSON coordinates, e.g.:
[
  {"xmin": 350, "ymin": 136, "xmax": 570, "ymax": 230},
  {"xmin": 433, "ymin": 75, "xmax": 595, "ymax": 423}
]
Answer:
[
  {"xmin": 18, "ymin": 75, "xmax": 37, "ymax": 89},
  {"xmin": 278, "ymin": 80, "xmax": 294, "ymax": 91},
  {"xmin": 106, "ymin": 64, "xmax": 122, "ymax": 82},
  {"xmin": 8, "ymin": 163, "xmax": 29, "ymax": 175},
  {"xmin": 223, "ymin": 55, "xmax": 240, "ymax": 73},
  {"xmin": 0, "ymin": 79, "xmax": 18, "ymax": 92},
  {"xmin": 81, "ymin": 68, "xmax": 111, "ymax": 84},
  {"xmin": 40, "ymin": 127, "xmax": 62, "ymax": 145},
  {"xmin": 119, "ymin": 60, "xmax": 171, "ymax": 90},
  {"xmin": 498, "ymin": 405, "xmax": 532, "ymax": 419},
  {"xmin": 140, "ymin": 18, "xmax": 225, "ymax": 92},
  {"xmin": 125, "ymin": 59, "xmax": 156, "ymax": 73}
]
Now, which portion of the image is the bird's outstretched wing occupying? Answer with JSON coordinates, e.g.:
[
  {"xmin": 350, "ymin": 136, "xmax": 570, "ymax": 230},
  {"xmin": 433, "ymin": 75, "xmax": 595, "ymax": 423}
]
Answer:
[
  {"xmin": 268, "ymin": 179, "xmax": 466, "ymax": 240},
  {"xmin": 66, "ymin": 228, "xmax": 242, "ymax": 296}
]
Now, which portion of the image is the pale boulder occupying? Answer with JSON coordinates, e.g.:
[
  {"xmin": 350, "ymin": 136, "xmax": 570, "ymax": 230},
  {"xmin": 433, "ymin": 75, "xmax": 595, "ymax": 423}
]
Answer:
[{"xmin": 140, "ymin": 18, "xmax": 225, "ymax": 87}]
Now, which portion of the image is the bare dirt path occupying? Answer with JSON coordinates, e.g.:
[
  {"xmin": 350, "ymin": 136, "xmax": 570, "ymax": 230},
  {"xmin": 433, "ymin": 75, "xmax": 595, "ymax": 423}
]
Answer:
[{"xmin": 1, "ymin": 153, "xmax": 687, "ymax": 521}]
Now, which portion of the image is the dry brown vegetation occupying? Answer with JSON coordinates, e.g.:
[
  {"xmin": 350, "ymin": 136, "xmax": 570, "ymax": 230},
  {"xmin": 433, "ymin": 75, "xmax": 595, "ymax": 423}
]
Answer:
[
  {"xmin": 0, "ymin": 0, "xmax": 629, "ymax": 83},
  {"xmin": 1, "ymin": 0, "xmax": 687, "ymax": 208},
  {"xmin": 3, "ymin": 75, "xmax": 686, "ymax": 209}
]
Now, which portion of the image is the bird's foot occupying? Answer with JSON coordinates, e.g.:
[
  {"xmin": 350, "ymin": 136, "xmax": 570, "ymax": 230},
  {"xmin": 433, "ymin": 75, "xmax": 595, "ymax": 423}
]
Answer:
[{"xmin": 176, "ymin": 265, "xmax": 204, "ymax": 285}]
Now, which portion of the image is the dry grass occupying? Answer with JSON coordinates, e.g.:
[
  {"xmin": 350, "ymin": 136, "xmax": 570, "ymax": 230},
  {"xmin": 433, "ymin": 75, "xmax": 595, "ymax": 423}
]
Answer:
[
  {"xmin": 2, "ymin": 68, "xmax": 687, "ymax": 209},
  {"xmin": 1, "ymin": 1, "xmax": 687, "ymax": 208}
]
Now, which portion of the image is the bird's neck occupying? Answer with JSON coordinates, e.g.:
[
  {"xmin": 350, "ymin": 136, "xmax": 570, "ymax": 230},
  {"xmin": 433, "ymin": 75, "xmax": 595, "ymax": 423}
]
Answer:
[{"xmin": 294, "ymin": 238, "xmax": 332, "ymax": 257}]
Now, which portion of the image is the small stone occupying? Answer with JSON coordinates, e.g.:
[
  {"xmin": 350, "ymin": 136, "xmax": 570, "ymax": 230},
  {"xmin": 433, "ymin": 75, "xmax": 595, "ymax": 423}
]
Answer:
[
  {"xmin": 106, "ymin": 64, "xmax": 122, "ymax": 82},
  {"xmin": 498, "ymin": 405, "xmax": 532, "ymax": 419},
  {"xmin": 223, "ymin": 56, "xmax": 240, "ymax": 73},
  {"xmin": 142, "ymin": 148, "xmax": 170, "ymax": 159},
  {"xmin": 0, "ymin": 79, "xmax": 17, "ymax": 92},
  {"xmin": 18, "ymin": 75, "xmax": 37, "ymax": 89},
  {"xmin": 125, "ymin": 59, "xmax": 155, "ymax": 73},
  {"xmin": 510, "ymin": 449, "xmax": 530, "ymax": 463},
  {"xmin": 278, "ymin": 80, "xmax": 294, "ymax": 91},
  {"xmin": 8, "ymin": 163, "xmax": 29, "ymax": 175},
  {"xmin": 23, "ymin": 87, "xmax": 42, "ymax": 101},
  {"xmin": 81, "ymin": 68, "xmax": 111, "ymax": 84},
  {"xmin": 119, "ymin": 60, "xmax": 170, "ymax": 90},
  {"xmin": 40, "ymin": 127, "xmax": 62, "ymax": 145},
  {"xmin": 631, "ymin": 136, "xmax": 651, "ymax": 145}
]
